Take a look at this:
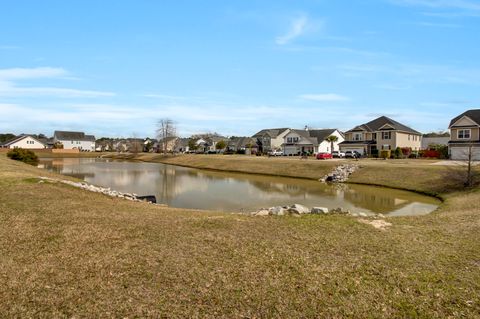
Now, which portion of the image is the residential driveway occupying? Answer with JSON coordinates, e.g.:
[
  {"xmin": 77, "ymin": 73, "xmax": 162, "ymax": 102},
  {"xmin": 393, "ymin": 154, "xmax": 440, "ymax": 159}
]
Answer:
[{"xmin": 431, "ymin": 160, "xmax": 480, "ymax": 166}]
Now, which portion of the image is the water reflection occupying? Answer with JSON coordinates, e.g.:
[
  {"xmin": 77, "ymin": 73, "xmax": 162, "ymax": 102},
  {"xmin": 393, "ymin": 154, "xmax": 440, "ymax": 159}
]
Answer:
[{"xmin": 38, "ymin": 158, "xmax": 439, "ymax": 216}]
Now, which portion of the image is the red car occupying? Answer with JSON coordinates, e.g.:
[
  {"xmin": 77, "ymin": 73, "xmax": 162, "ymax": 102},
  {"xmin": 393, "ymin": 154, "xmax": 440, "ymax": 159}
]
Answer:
[{"xmin": 316, "ymin": 152, "xmax": 333, "ymax": 160}]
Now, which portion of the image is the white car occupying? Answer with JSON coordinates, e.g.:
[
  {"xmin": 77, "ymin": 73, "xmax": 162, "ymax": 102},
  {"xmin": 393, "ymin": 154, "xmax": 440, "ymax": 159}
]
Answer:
[
  {"xmin": 268, "ymin": 150, "xmax": 284, "ymax": 156},
  {"xmin": 332, "ymin": 151, "xmax": 346, "ymax": 158}
]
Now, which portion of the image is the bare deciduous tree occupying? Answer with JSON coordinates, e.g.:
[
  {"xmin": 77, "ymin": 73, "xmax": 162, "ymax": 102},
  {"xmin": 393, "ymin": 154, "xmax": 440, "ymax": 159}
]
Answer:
[
  {"xmin": 464, "ymin": 144, "xmax": 477, "ymax": 187},
  {"xmin": 156, "ymin": 119, "xmax": 177, "ymax": 154},
  {"xmin": 446, "ymin": 143, "xmax": 479, "ymax": 188}
]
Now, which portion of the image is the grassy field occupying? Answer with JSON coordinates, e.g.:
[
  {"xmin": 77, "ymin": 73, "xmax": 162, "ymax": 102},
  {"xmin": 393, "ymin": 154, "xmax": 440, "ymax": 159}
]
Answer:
[{"xmin": 1, "ymin": 154, "xmax": 479, "ymax": 317}]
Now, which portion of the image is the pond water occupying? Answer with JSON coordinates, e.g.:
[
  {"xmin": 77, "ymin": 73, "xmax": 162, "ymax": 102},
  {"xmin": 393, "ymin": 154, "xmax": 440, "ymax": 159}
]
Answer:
[{"xmin": 38, "ymin": 158, "xmax": 440, "ymax": 216}]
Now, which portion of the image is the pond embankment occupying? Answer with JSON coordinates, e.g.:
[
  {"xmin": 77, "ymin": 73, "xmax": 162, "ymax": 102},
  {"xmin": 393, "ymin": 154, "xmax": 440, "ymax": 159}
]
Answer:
[
  {"xmin": 1, "ymin": 154, "xmax": 480, "ymax": 317},
  {"xmin": 105, "ymin": 153, "xmax": 472, "ymax": 198}
]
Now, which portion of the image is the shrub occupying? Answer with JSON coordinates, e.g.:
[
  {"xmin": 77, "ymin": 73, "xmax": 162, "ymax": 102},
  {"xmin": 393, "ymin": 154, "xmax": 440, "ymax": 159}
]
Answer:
[
  {"xmin": 409, "ymin": 151, "xmax": 419, "ymax": 159},
  {"xmin": 421, "ymin": 150, "xmax": 441, "ymax": 158},
  {"xmin": 394, "ymin": 147, "xmax": 403, "ymax": 159},
  {"xmin": 380, "ymin": 150, "xmax": 391, "ymax": 159},
  {"xmin": 401, "ymin": 147, "xmax": 412, "ymax": 158},
  {"xmin": 7, "ymin": 148, "xmax": 39, "ymax": 165},
  {"xmin": 428, "ymin": 144, "xmax": 448, "ymax": 159}
]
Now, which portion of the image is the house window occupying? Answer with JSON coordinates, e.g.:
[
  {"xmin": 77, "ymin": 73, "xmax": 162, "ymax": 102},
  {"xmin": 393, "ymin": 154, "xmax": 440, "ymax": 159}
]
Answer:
[
  {"xmin": 458, "ymin": 129, "xmax": 471, "ymax": 139},
  {"xmin": 353, "ymin": 133, "xmax": 363, "ymax": 141},
  {"xmin": 382, "ymin": 144, "xmax": 391, "ymax": 150},
  {"xmin": 372, "ymin": 133, "xmax": 377, "ymax": 140},
  {"xmin": 382, "ymin": 132, "xmax": 391, "ymax": 139}
]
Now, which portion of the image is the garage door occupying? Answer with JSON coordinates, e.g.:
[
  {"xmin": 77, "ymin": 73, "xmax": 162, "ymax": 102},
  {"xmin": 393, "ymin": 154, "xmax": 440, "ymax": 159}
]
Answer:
[
  {"xmin": 283, "ymin": 146, "xmax": 298, "ymax": 155},
  {"xmin": 450, "ymin": 146, "xmax": 480, "ymax": 161}
]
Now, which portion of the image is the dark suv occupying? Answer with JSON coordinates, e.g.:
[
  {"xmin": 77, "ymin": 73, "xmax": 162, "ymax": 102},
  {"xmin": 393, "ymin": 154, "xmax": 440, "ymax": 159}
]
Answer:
[{"xmin": 345, "ymin": 151, "xmax": 362, "ymax": 158}]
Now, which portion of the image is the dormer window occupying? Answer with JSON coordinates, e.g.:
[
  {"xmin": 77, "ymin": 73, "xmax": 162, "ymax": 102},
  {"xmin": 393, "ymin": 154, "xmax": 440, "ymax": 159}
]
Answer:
[{"xmin": 458, "ymin": 129, "xmax": 471, "ymax": 139}]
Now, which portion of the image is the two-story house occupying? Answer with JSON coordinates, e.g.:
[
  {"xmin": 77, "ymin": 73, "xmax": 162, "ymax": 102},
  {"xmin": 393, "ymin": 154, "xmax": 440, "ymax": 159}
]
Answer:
[
  {"xmin": 339, "ymin": 116, "xmax": 422, "ymax": 156},
  {"xmin": 448, "ymin": 109, "xmax": 480, "ymax": 160},
  {"xmin": 53, "ymin": 131, "xmax": 96, "ymax": 151},
  {"xmin": 252, "ymin": 128, "xmax": 290, "ymax": 153},
  {"xmin": 283, "ymin": 128, "xmax": 344, "ymax": 155}
]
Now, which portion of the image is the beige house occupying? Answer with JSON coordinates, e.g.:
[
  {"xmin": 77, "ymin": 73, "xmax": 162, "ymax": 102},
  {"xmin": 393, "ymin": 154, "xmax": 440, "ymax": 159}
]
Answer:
[
  {"xmin": 252, "ymin": 128, "xmax": 290, "ymax": 153},
  {"xmin": 339, "ymin": 116, "xmax": 422, "ymax": 156},
  {"xmin": 448, "ymin": 109, "xmax": 480, "ymax": 160}
]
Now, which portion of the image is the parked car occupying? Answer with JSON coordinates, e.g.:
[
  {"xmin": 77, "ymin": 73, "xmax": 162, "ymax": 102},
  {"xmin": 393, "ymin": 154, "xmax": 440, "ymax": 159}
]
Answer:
[
  {"xmin": 268, "ymin": 150, "xmax": 284, "ymax": 156},
  {"xmin": 345, "ymin": 150, "xmax": 362, "ymax": 158},
  {"xmin": 316, "ymin": 152, "xmax": 333, "ymax": 160},
  {"xmin": 332, "ymin": 151, "xmax": 345, "ymax": 158}
]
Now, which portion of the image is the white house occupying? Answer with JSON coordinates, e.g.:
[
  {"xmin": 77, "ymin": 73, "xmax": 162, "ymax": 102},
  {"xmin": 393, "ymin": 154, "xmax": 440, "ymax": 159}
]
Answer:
[
  {"xmin": 283, "ymin": 129, "xmax": 344, "ymax": 155},
  {"xmin": 0, "ymin": 135, "xmax": 46, "ymax": 149},
  {"xmin": 53, "ymin": 131, "xmax": 96, "ymax": 151}
]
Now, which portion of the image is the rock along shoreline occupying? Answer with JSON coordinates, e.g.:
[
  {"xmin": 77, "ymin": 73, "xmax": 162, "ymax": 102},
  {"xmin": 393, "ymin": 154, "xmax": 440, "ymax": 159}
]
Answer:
[
  {"xmin": 39, "ymin": 177, "xmax": 163, "ymax": 205},
  {"xmin": 249, "ymin": 203, "xmax": 385, "ymax": 219}
]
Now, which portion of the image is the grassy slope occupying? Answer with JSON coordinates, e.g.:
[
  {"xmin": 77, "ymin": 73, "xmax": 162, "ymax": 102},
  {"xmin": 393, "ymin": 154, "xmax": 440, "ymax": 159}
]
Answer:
[
  {"xmin": 1, "ymin": 155, "xmax": 479, "ymax": 318},
  {"xmin": 110, "ymin": 153, "xmax": 341, "ymax": 180}
]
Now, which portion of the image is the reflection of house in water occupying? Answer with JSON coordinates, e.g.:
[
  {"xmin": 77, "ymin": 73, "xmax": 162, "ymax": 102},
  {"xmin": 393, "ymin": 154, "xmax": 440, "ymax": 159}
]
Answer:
[{"xmin": 342, "ymin": 187, "xmax": 411, "ymax": 214}]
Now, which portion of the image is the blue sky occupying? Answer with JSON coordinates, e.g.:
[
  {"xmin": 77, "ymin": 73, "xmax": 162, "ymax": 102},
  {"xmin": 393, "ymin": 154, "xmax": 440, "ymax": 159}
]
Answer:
[{"xmin": 1, "ymin": 0, "xmax": 479, "ymax": 138}]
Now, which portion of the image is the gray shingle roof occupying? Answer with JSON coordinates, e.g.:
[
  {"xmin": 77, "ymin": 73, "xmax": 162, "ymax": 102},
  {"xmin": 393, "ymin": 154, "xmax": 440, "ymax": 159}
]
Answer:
[
  {"xmin": 347, "ymin": 116, "xmax": 421, "ymax": 135},
  {"xmin": 54, "ymin": 131, "xmax": 96, "ymax": 141},
  {"xmin": 252, "ymin": 128, "xmax": 289, "ymax": 139},
  {"xmin": 449, "ymin": 109, "xmax": 480, "ymax": 127},
  {"xmin": 288, "ymin": 129, "xmax": 339, "ymax": 145}
]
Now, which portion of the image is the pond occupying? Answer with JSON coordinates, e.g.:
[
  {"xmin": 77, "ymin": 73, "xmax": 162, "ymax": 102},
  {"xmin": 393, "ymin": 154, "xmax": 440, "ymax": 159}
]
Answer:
[{"xmin": 38, "ymin": 158, "xmax": 440, "ymax": 216}]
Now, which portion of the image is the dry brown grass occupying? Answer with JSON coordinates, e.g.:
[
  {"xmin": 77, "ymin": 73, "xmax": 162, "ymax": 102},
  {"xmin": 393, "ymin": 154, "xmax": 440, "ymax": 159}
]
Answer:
[
  {"xmin": 1, "ymin": 155, "xmax": 480, "ymax": 317},
  {"xmin": 116, "ymin": 153, "xmax": 340, "ymax": 180}
]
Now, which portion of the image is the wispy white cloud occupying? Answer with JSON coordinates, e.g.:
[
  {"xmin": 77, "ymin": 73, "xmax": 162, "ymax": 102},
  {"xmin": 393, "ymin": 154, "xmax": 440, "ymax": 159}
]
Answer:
[
  {"xmin": 142, "ymin": 93, "xmax": 188, "ymax": 99},
  {"xmin": 335, "ymin": 63, "xmax": 480, "ymax": 85},
  {"xmin": 276, "ymin": 14, "xmax": 315, "ymax": 45},
  {"xmin": 0, "ymin": 67, "xmax": 115, "ymax": 98},
  {"xmin": 390, "ymin": 0, "xmax": 480, "ymax": 11},
  {"xmin": 0, "ymin": 85, "xmax": 115, "ymax": 98},
  {"xmin": 373, "ymin": 84, "xmax": 411, "ymax": 90},
  {"xmin": 0, "ymin": 67, "xmax": 67, "ymax": 80},
  {"xmin": 414, "ymin": 21, "xmax": 462, "ymax": 27},
  {"xmin": 299, "ymin": 93, "xmax": 350, "ymax": 102},
  {"xmin": 0, "ymin": 45, "xmax": 21, "ymax": 50}
]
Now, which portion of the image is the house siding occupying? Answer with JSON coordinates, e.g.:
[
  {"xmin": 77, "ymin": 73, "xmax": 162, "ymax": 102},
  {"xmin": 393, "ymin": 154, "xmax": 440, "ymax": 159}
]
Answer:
[
  {"xmin": 450, "ymin": 127, "xmax": 480, "ymax": 141},
  {"xmin": 55, "ymin": 139, "xmax": 95, "ymax": 151},
  {"xmin": 395, "ymin": 132, "xmax": 422, "ymax": 150},
  {"xmin": 4, "ymin": 136, "xmax": 46, "ymax": 149}
]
